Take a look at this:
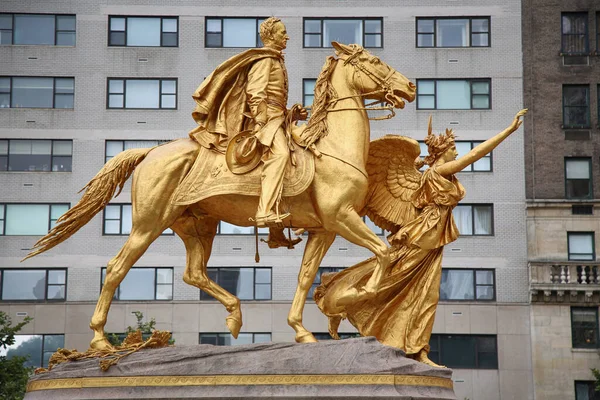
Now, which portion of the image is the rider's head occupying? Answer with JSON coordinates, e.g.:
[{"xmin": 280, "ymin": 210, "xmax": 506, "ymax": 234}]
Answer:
[{"xmin": 260, "ymin": 17, "xmax": 289, "ymax": 51}]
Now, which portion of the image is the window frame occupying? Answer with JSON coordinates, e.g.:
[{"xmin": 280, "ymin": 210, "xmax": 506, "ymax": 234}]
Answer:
[
  {"xmin": 416, "ymin": 78, "xmax": 492, "ymax": 110},
  {"xmin": 568, "ymin": 232, "xmax": 596, "ymax": 261},
  {"xmin": 102, "ymin": 203, "xmax": 173, "ymax": 236},
  {"xmin": 415, "ymin": 16, "xmax": 491, "ymax": 48},
  {"xmin": 0, "ymin": 76, "xmax": 75, "ymax": 109},
  {"xmin": 201, "ymin": 267, "xmax": 272, "ymax": 301},
  {"xmin": 561, "ymin": 12, "xmax": 589, "ymax": 55},
  {"xmin": 0, "ymin": 139, "xmax": 73, "ymax": 172},
  {"xmin": 565, "ymin": 157, "xmax": 593, "ymax": 200},
  {"xmin": 440, "ymin": 268, "xmax": 496, "ymax": 302},
  {"xmin": 571, "ymin": 307, "xmax": 599, "ymax": 349},
  {"xmin": 0, "ymin": 13, "xmax": 76, "ymax": 46},
  {"xmin": 5, "ymin": 334, "xmax": 65, "ymax": 368},
  {"xmin": 100, "ymin": 266, "xmax": 173, "ymax": 301},
  {"xmin": 575, "ymin": 380, "xmax": 600, "ymax": 400},
  {"xmin": 562, "ymin": 84, "xmax": 591, "ymax": 129},
  {"xmin": 199, "ymin": 332, "xmax": 272, "ymax": 345},
  {"xmin": 0, "ymin": 268, "xmax": 67, "ymax": 302},
  {"xmin": 309, "ymin": 267, "xmax": 346, "ymax": 299},
  {"xmin": 302, "ymin": 78, "xmax": 316, "ymax": 108},
  {"xmin": 429, "ymin": 334, "xmax": 498, "ymax": 369},
  {"xmin": 0, "ymin": 203, "xmax": 70, "ymax": 236},
  {"xmin": 104, "ymin": 140, "xmax": 170, "ymax": 162},
  {"xmin": 302, "ymin": 17, "xmax": 384, "ymax": 49},
  {"xmin": 453, "ymin": 203, "xmax": 494, "ymax": 236},
  {"xmin": 204, "ymin": 17, "xmax": 266, "ymax": 48},
  {"xmin": 107, "ymin": 15, "xmax": 179, "ymax": 47},
  {"xmin": 106, "ymin": 78, "xmax": 177, "ymax": 110},
  {"xmin": 418, "ymin": 140, "xmax": 493, "ymax": 172}
]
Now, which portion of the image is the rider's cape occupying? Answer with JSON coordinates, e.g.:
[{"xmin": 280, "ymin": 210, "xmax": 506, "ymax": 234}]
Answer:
[{"xmin": 188, "ymin": 47, "xmax": 284, "ymax": 153}]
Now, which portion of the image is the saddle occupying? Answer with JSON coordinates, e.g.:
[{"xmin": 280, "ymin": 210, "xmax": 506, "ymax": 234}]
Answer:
[{"xmin": 171, "ymin": 140, "xmax": 314, "ymax": 206}]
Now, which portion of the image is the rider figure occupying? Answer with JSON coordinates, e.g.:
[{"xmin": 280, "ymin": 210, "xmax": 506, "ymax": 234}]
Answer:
[{"xmin": 250, "ymin": 17, "xmax": 293, "ymax": 227}]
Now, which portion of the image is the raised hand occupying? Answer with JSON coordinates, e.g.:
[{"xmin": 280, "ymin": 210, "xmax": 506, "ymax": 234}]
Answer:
[{"xmin": 509, "ymin": 108, "xmax": 528, "ymax": 132}]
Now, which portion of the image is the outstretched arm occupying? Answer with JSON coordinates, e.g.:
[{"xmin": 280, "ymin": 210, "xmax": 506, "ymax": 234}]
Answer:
[{"xmin": 437, "ymin": 109, "xmax": 527, "ymax": 177}]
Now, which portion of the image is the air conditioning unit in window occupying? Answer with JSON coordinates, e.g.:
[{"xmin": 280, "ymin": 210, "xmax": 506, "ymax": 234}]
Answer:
[{"xmin": 562, "ymin": 55, "xmax": 589, "ymax": 66}]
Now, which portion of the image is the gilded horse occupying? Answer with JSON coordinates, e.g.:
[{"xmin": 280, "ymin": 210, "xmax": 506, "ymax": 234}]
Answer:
[{"xmin": 24, "ymin": 42, "xmax": 416, "ymax": 349}]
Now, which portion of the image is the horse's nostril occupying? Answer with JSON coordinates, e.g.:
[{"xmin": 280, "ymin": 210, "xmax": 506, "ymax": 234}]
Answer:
[{"xmin": 409, "ymin": 82, "xmax": 416, "ymax": 89}]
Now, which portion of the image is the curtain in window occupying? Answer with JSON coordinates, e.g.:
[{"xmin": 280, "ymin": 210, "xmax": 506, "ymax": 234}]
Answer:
[
  {"xmin": 437, "ymin": 81, "xmax": 470, "ymax": 109},
  {"xmin": 223, "ymin": 19, "xmax": 256, "ymax": 47},
  {"xmin": 125, "ymin": 80, "xmax": 160, "ymax": 109},
  {"xmin": 440, "ymin": 270, "xmax": 474, "ymax": 300},
  {"xmin": 436, "ymin": 19, "xmax": 468, "ymax": 47},
  {"xmin": 473, "ymin": 206, "xmax": 491, "ymax": 235},
  {"xmin": 569, "ymin": 234, "xmax": 594, "ymax": 260},
  {"xmin": 323, "ymin": 20, "xmax": 362, "ymax": 46},
  {"xmin": 452, "ymin": 206, "xmax": 472, "ymax": 235}
]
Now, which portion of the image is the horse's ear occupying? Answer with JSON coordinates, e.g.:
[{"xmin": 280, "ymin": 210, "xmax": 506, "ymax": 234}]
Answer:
[{"xmin": 331, "ymin": 41, "xmax": 350, "ymax": 55}]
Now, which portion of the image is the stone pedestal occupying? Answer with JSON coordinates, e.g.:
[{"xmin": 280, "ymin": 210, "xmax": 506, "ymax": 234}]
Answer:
[{"xmin": 25, "ymin": 337, "xmax": 455, "ymax": 399}]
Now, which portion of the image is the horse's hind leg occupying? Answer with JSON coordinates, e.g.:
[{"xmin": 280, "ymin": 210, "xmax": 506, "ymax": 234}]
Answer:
[
  {"xmin": 173, "ymin": 213, "xmax": 243, "ymax": 337},
  {"xmin": 89, "ymin": 227, "xmax": 163, "ymax": 350}
]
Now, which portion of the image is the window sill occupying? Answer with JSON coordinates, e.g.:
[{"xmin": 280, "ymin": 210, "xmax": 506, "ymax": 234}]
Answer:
[
  {"xmin": 0, "ymin": 44, "xmax": 76, "ymax": 48},
  {"xmin": 571, "ymin": 348, "xmax": 599, "ymax": 353},
  {"xmin": 0, "ymin": 108, "xmax": 74, "ymax": 111}
]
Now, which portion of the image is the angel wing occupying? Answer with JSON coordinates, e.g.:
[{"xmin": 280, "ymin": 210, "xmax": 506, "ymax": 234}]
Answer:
[{"xmin": 364, "ymin": 135, "xmax": 422, "ymax": 233}]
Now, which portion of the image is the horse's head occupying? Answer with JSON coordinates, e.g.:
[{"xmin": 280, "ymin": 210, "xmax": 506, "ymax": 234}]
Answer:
[{"xmin": 332, "ymin": 41, "xmax": 415, "ymax": 109}]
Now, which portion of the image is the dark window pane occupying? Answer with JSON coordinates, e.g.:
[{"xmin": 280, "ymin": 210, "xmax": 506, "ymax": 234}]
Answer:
[
  {"xmin": 1, "ymin": 30, "xmax": 13, "ymax": 45},
  {"xmin": 14, "ymin": 14, "xmax": 55, "ymax": 45},
  {"xmin": 206, "ymin": 32, "xmax": 221, "ymax": 47},
  {"xmin": 0, "ymin": 155, "xmax": 7, "ymax": 170},
  {"xmin": 56, "ymin": 15, "xmax": 75, "ymax": 31},
  {"xmin": 12, "ymin": 77, "xmax": 53, "ymax": 108},
  {"xmin": 56, "ymin": 32, "xmax": 75, "ymax": 46},
  {"xmin": 0, "ymin": 14, "xmax": 12, "ymax": 29},
  {"xmin": 304, "ymin": 20, "xmax": 321, "ymax": 33},
  {"xmin": 109, "ymin": 31, "xmax": 125, "ymax": 46},
  {"xmin": 6, "ymin": 335, "xmax": 42, "ymax": 368},
  {"xmin": 221, "ymin": 268, "xmax": 253, "ymax": 299},
  {"xmin": 572, "ymin": 308, "xmax": 598, "ymax": 348},
  {"xmin": 0, "ymin": 93, "xmax": 9, "ymax": 108},
  {"xmin": 2, "ymin": 270, "xmax": 47, "ymax": 300},
  {"xmin": 200, "ymin": 269, "xmax": 219, "ymax": 300},
  {"xmin": 54, "ymin": 94, "xmax": 73, "ymax": 109},
  {"xmin": 200, "ymin": 334, "xmax": 218, "ymax": 345},
  {"xmin": 304, "ymin": 34, "xmax": 321, "ymax": 47},
  {"xmin": 162, "ymin": 32, "xmax": 177, "ymax": 46},
  {"xmin": 440, "ymin": 335, "xmax": 477, "ymax": 368},
  {"xmin": 562, "ymin": 13, "xmax": 588, "ymax": 54},
  {"xmin": 51, "ymin": 155, "xmax": 71, "ymax": 171}
]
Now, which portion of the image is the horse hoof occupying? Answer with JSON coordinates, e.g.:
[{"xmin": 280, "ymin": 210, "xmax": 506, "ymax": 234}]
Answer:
[
  {"xmin": 295, "ymin": 331, "xmax": 317, "ymax": 343},
  {"xmin": 226, "ymin": 309, "xmax": 243, "ymax": 338},
  {"xmin": 89, "ymin": 336, "xmax": 114, "ymax": 351}
]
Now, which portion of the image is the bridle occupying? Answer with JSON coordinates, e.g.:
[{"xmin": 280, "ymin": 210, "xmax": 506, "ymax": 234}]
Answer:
[{"xmin": 324, "ymin": 48, "xmax": 398, "ymax": 121}]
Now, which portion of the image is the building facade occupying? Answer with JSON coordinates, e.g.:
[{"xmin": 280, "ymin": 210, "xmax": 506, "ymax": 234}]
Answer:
[
  {"xmin": 523, "ymin": 1, "xmax": 600, "ymax": 399},
  {"xmin": 0, "ymin": 1, "xmax": 528, "ymax": 398}
]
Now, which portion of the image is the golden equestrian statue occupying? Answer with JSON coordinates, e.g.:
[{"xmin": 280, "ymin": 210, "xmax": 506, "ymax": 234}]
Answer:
[
  {"xmin": 23, "ymin": 16, "xmax": 416, "ymax": 350},
  {"xmin": 314, "ymin": 110, "xmax": 527, "ymax": 367}
]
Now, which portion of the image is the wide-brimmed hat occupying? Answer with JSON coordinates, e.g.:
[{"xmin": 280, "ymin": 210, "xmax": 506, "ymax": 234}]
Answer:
[{"xmin": 225, "ymin": 130, "xmax": 263, "ymax": 174}]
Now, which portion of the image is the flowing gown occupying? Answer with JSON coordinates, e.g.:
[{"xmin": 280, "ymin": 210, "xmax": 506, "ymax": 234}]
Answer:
[{"xmin": 315, "ymin": 167, "xmax": 465, "ymax": 355}]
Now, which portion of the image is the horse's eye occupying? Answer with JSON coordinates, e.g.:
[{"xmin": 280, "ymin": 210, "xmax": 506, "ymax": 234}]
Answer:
[{"xmin": 372, "ymin": 57, "xmax": 381, "ymax": 64}]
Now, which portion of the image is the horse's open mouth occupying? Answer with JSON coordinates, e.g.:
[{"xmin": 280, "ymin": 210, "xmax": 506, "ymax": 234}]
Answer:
[{"xmin": 390, "ymin": 91, "xmax": 407, "ymax": 109}]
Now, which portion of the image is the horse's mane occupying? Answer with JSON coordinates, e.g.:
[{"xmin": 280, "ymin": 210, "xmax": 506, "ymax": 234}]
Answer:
[{"xmin": 302, "ymin": 56, "xmax": 338, "ymax": 147}]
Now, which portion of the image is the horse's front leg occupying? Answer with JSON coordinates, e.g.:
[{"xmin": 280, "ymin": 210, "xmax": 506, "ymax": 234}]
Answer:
[
  {"xmin": 288, "ymin": 230, "xmax": 336, "ymax": 343},
  {"xmin": 327, "ymin": 208, "xmax": 390, "ymax": 306}
]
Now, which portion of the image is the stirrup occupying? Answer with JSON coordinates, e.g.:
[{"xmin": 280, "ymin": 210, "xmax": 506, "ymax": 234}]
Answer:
[{"xmin": 253, "ymin": 212, "xmax": 291, "ymax": 228}]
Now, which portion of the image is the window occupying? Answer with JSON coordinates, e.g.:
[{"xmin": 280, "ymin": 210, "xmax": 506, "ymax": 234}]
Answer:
[
  {"xmin": 0, "ymin": 139, "xmax": 72, "ymax": 172},
  {"xmin": 201, "ymin": 267, "xmax": 272, "ymax": 300},
  {"xmin": 101, "ymin": 267, "xmax": 173, "ymax": 300},
  {"xmin": 563, "ymin": 85, "xmax": 590, "ymax": 128},
  {"xmin": 568, "ymin": 232, "xmax": 595, "ymax": 261},
  {"xmin": 0, "ymin": 77, "xmax": 74, "ymax": 109},
  {"xmin": 571, "ymin": 308, "xmax": 599, "ymax": 349},
  {"xmin": 562, "ymin": 13, "xmax": 589, "ymax": 54},
  {"xmin": 0, "ymin": 203, "xmax": 68, "ymax": 235},
  {"xmin": 416, "ymin": 17, "xmax": 489, "ymax": 48},
  {"xmin": 419, "ymin": 141, "xmax": 491, "ymax": 172},
  {"xmin": 205, "ymin": 17, "xmax": 265, "ymax": 48},
  {"xmin": 417, "ymin": 79, "xmax": 490, "ymax": 110},
  {"xmin": 452, "ymin": 204, "xmax": 493, "ymax": 236},
  {"xmin": 200, "ymin": 333, "xmax": 271, "ymax": 345},
  {"xmin": 108, "ymin": 16, "xmax": 177, "ymax": 47},
  {"xmin": 0, "ymin": 14, "xmax": 75, "ymax": 46},
  {"xmin": 304, "ymin": 18, "xmax": 382, "ymax": 48},
  {"xmin": 0, "ymin": 269, "xmax": 66, "ymax": 301},
  {"xmin": 440, "ymin": 268, "xmax": 495, "ymax": 301},
  {"xmin": 303, "ymin": 79, "xmax": 316, "ymax": 108},
  {"xmin": 575, "ymin": 381, "xmax": 600, "ymax": 400},
  {"xmin": 107, "ymin": 78, "xmax": 177, "ymax": 109},
  {"xmin": 309, "ymin": 267, "xmax": 345, "ymax": 299},
  {"xmin": 1, "ymin": 334, "xmax": 64, "ymax": 368},
  {"xmin": 105, "ymin": 140, "xmax": 169, "ymax": 162},
  {"xmin": 597, "ymin": 13, "xmax": 600, "ymax": 52},
  {"xmin": 103, "ymin": 204, "xmax": 173, "ymax": 235},
  {"xmin": 565, "ymin": 158, "xmax": 592, "ymax": 199},
  {"xmin": 217, "ymin": 221, "xmax": 267, "ymax": 235},
  {"xmin": 313, "ymin": 332, "xmax": 361, "ymax": 340},
  {"xmin": 429, "ymin": 334, "xmax": 497, "ymax": 369}
]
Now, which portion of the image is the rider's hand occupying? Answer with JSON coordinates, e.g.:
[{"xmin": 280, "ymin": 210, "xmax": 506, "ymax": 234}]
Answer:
[{"xmin": 297, "ymin": 107, "xmax": 309, "ymax": 121}]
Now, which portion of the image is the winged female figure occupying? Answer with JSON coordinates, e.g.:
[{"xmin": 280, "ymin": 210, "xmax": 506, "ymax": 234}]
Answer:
[{"xmin": 314, "ymin": 109, "xmax": 527, "ymax": 367}]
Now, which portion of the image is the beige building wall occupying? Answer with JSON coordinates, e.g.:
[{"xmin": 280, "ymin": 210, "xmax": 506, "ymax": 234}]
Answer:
[{"xmin": 0, "ymin": 1, "xmax": 529, "ymax": 399}]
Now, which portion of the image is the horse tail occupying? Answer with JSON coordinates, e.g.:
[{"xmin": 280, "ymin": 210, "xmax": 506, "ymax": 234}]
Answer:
[{"xmin": 22, "ymin": 147, "xmax": 153, "ymax": 261}]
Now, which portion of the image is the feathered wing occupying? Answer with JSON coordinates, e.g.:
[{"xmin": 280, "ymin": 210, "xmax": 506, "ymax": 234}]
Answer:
[{"xmin": 364, "ymin": 135, "xmax": 422, "ymax": 233}]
